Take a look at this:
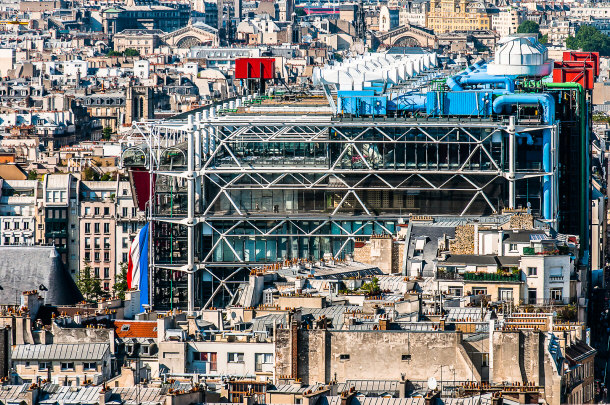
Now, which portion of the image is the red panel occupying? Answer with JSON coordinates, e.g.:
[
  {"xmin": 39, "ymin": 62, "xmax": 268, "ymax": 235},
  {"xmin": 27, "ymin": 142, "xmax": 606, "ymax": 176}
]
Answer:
[
  {"xmin": 562, "ymin": 51, "xmax": 600, "ymax": 76},
  {"xmin": 235, "ymin": 58, "xmax": 275, "ymax": 80},
  {"xmin": 552, "ymin": 61, "xmax": 595, "ymax": 90},
  {"xmin": 130, "ymin": 168, "xmax": 156, "ymax": 212}
]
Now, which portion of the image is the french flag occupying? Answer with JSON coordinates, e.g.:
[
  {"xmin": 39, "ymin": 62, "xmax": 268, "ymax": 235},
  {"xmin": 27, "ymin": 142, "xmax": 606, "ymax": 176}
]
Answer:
[{"xmin": 127, "ymin": 223, "xmax": 149, "ymax": 311}]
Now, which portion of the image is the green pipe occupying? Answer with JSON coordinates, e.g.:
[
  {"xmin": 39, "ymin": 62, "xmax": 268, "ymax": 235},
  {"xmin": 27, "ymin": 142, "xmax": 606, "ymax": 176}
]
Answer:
[{"xmin": 545, "ymin": 82, "xmax": 588, "ymax": 261}]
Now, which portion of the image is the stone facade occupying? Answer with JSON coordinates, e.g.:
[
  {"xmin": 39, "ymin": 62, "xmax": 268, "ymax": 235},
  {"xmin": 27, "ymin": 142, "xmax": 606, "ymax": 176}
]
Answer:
[{"xmin": 450, "ymin": 224, "xmax": 475, "ymax": 255}]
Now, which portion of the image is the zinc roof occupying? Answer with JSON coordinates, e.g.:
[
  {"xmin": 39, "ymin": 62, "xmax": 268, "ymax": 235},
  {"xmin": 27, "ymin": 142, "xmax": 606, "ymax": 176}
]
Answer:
[{"xmin": 12, "ymin": 343, "xmax": 109, "ymax": 361}]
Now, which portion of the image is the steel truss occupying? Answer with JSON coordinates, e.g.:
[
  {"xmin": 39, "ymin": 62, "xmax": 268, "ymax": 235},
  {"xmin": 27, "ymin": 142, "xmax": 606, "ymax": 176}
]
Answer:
[{"xmin": 125, "ymin": 113, "xmax": 557, "ymax": 312}]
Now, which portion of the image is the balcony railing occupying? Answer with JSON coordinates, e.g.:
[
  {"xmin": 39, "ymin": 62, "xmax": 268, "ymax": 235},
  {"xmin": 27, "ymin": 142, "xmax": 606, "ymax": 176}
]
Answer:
[
  {"xmin": 463, "ymin": 272, "xmax": 521, "ymax": 282},
  {"xmin": 436, "ymin": 271, "xmax": 521, "ymax": 282}
]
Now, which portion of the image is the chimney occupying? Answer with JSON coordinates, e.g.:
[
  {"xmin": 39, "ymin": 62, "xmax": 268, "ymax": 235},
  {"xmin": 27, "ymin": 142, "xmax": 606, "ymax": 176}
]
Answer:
[
  {"xmin": 340, "ymin": 389, "xmax": 356, "ymax": 405},
  {"xmin": 439, "ymin": 317, "xmax": 445, "ymax": 331},
  {"xmin": 491, "ymin": 392, "xmax": 503, "ymax": 405},
  {"xmin": 291, "ymin": 320, "xmax": 298, "ymax": 378},
  {"xmin": 242, "ymin": 391, "xmax": 255, "ymax": 405},
  {"xmin": 424, "ymin": 391, "xmax": 439, "ymax": 405},
  {"xmin": 379, "ymin": 318, "xmax": 389, "ymax": 331},
  {"xmin": 99, "ymin": 386, "xmax": 111, "ymax": 405}
]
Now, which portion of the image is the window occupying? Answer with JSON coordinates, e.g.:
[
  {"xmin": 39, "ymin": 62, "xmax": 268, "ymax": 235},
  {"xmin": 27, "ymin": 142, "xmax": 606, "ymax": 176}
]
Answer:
[
  {"xmin": 104, "ymin": 282, "xmax": 109, "ymax": 290},
  {"xmin": 193, "ymin": 351, "xmax": 218, "ymax": 370},
  {"xmin": 104, "ymin": 268, "xmax": 109, "ymax": 278},
  {"xmin": 472, "ymin": 288, "xmax": 487, "ymax": 295},
  {"xmin": 499, "ymin": 288, "xmax": 513, "ymax": 302},
  {"xmin": 227, "ymin": 352, "xmax": 244, "ymax": 363},
  {"xmin": 4, "ymin": 237, "xmax": 9, "ymax": 245},
  {"xmin": 61, "ymin": 362, "xmax": 74, "ymax": 371},
  {"xmin": 85, "ymin": 223, "xmax": 91, "ymax": 234},
  {"xmin": 14, "ymin": 237, "xmax": 18, "ymax": 244},
  {"xmin": 104, "ymin": 238, "xmax": 110, "ymax": 249},
  {"xmin": 94, "ymin": 207, "xmax": 100, "ymax": 215},
  {"xmin": 528, "ymin": 288, "xmax": 537, "ymax": 305},
  {"xmin": 122, "ymin": 207, "xmax": 128, "ymax": 217},
  {"xmin": 94, "ymin": 252, "xmax": 100, "ymax": 262},
  {"xmin": 104, "ymin": 223, "xmax": 110, "ymax": 234},
  {"xmin": 122, "ymin": 238, "xmax": 129, "ymax": 248},
  {"xmin": 85, "ymin": 206, "xmax": 91, "ymax": 215},
  {"xmin": 94, "ymin": 268, "xmax": 100, "ymax": 278},
  {"xmin": 402, "ymin": 354, "xmax": 412, "ymax": 361},
  {"xmin": 482, "ymin": 353, "xmax": 489, "ymax": 367},
  {"xmin": 24, "ymin": 222, "xmax": 29, "ymax": 230},
  {"xmin": 94, "ymin": 238, "xmax": 100, "ymax": 248},
  {"xmin": 85, "ymin": 237, "xmax": 90, "ymax": 248},
  {"xmin": 122, "ymin": 223, "xmax": 129, "ymax": 233},
  {"xmin": 339, "ymin": 354, "xmax": 350, "ymax": 360},
  {"xmin": 551, "ymin": 288, "xmax": 563, "ymax": 303},
  {"xmin": 25, "ymin": 361, "xmax": 30, "ymax": 367},
  {"xmin": 255, "ymin": 353, "xmax": 273, "ymax": 372},
  {"xmin": 38, "ymin": 362, "xmax": 49, "ymax": 370},
  {"xmin": 104, "ymin": 207, "xmax": 110, "ymax": 216},
  {"xmin": 122, "ymin": 253, "xmax": 128, "ymax": 263},
  {"xmin": 104, "ymin": 252, "xmax": 110, "ymax": 262},
  {"xmin": 527, "ymin": 267, "xmax": 537, "ymax": 276},
  {"xmin": 3, "ymin": 222, "xmax": 8, "ymax": 230},
  {"xmin": 448, "ymin": 287, "xmax": 463, "ymax": 297},
  {"xmin": 94, "ymin": 223, "xmax": 100, "ymax": 233},
  {"xmin": 85, "ymin": 252, "xmax": 90, "ymax": 261},
  {"xmin": 83, "ymin": 362, "xmax": 96, "ymax": 370}
]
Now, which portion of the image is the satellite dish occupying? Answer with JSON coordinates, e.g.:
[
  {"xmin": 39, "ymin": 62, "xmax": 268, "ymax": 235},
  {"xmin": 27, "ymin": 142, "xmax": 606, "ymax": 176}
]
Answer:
[{"xmin": 427, "ymin": 377, "xmax": 437, "ymax": 391}]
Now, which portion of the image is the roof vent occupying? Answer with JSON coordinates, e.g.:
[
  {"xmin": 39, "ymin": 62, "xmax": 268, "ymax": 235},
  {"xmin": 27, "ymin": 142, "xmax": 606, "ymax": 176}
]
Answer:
[{"xmin": 487, "ymin": 35, "xmax": 552, "ymax": 77}]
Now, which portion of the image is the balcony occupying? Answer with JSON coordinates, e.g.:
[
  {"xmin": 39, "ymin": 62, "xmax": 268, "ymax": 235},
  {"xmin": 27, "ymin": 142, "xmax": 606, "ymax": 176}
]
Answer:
[
  {"xmin": 523, "ymin": 246, "xmax": 571, "ymax": 256},
  {"xmin": 463, "ymin": 272, "xmax": 521, "ymax": 282},
  {"xmin": 436, "ymin": 271, "xmax": 521, "ymax": 282},
  {"xmin": 549, "ymin": 275, "xmax": 564, "ymax": 282}
]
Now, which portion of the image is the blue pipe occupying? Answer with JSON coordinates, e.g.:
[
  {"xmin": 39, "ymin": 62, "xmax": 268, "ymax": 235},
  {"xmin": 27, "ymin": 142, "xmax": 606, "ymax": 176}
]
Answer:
[
  {"xmin": 461, "ymin": 74, "xmax": 515, "ymax": 92},
  {"xmin": 492, "ymin": 94, "xmax": 556, "ymax": 220},
  {"xmin": 388, "ymin": 93, "xmax": 426, "ymax": 112},
  {"xmin": 516, "ymin": 133, "xmax": 534, "ymax": 146}
]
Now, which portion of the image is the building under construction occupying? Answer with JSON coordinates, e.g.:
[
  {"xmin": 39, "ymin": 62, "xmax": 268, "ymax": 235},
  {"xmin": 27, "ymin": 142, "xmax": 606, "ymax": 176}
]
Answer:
[{"xmin": 122, "ymin": 35, "xmax": 596, "ymax": 311}]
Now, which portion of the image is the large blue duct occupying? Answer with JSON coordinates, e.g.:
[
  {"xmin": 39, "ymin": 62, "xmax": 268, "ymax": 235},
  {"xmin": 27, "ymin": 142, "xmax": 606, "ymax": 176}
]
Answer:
[
  {"xmin": 492, "ymin": 93, "xmax": 556, "ymax": 220},
  {"xmin": 460, "ymin": 74, "xmax": 515, "ymax": 92}
]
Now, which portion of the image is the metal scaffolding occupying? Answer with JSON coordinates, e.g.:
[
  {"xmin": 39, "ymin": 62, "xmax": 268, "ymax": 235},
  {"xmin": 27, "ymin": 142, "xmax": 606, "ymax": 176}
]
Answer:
[{"xmin": 122, "ymin": 110, "xmax": 557, "ymax": 312}]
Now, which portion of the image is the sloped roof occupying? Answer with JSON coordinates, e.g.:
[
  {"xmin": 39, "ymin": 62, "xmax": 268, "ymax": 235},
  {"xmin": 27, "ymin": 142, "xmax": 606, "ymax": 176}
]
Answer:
[
  {"xmin": 12, "ymin": 343, "xmax": 109, "ymax": 361},
  {"xmin": 0, "ymin": 246, "xmax": 82, "ymax": 306},
  {"xmin": 114, "ymin": 320, "xmax": 158, "ymax": 338},
  {"xmin": 0, "ymin": 163, "xmax": 27, "ymax": 180}
]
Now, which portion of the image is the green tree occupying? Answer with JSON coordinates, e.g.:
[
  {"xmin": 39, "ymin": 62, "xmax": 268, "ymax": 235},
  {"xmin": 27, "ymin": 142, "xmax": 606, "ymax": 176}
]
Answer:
[
  {"xmin": 361, "ymin": 277, "xmax": 381, "ymax": 295},
  {"xmin": 539, "ymin": 34, "xmax": 548, "ymax": 44},
  {"xmin": 27, "ymin": 170, "xmax": 38, "ymax": 180},
  {"xmin": 107, "ymin": 50, "xmax": 123, "ymax": 57},
  {"xmin": 295, "ymin": 8, "xmax": 306, "ymax": 17},
  {"xmin": 102, "ymin": 126, "xmax": 112, "ymax": 141},
  {"xmin": 124, "ymin": 48, "xmax": 140, "ymax": 57},
  {"xmin": 82, "ymin": 166, "xmax": 99, "ymax": 181},
  {"xmin": 517, "ymin": 20, "xmax": 541, "ymax": 35},
  {"xmin": 566, "ymin": 25, "xmax": 610, "ymax": 56},
  {"xmin": 113, "ymin": 262, "xmax": 129, "ymax": 300},
  {"xmin": 100, "ymin": 172, "xmax": 113, "ymax": 181},
  {"xmin": 77, "ymin": 262, "xmax": 105, "ymax": 302}
]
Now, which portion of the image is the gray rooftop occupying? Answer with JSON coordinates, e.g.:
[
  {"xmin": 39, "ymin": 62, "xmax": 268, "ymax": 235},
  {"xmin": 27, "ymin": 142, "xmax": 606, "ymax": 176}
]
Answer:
[
  {"xmin": 12, "ymin": 343, "xmax": 109, "ymax": 361},
  {"xmin": 0, "ymin": 246, "xmax": 82, "ymax": 306}
]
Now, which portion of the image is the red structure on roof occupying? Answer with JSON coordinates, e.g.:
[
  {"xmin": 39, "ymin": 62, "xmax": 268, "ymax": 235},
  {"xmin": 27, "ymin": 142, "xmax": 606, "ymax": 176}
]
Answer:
[
  {"xmin": 552, "ymin": 52, "xmax": 600, "ymax": 90},
  {"xmin": 235, "ymin": 58, "xmax": 275, "ymax": 80}
]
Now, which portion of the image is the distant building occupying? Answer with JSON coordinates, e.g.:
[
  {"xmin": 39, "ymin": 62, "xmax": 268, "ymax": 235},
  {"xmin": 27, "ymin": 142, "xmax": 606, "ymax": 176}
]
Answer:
[
  {"xmin": 379, "ymin": 6, "xmax": 400, "ymax": 32},
  {"xmin": 427, "ymin": 0, "xmax": 492, "ymax": 33},
  {"xmin": 101, "ymin": 0, "xmax": 190, "ymax": 35}
]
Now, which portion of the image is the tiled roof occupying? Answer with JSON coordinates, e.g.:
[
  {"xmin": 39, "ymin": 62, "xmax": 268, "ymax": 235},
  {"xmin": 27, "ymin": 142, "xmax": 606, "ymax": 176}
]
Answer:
[{"xmin": 114, "ymin": 320, "xmax": 158, "ymax": 338}]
